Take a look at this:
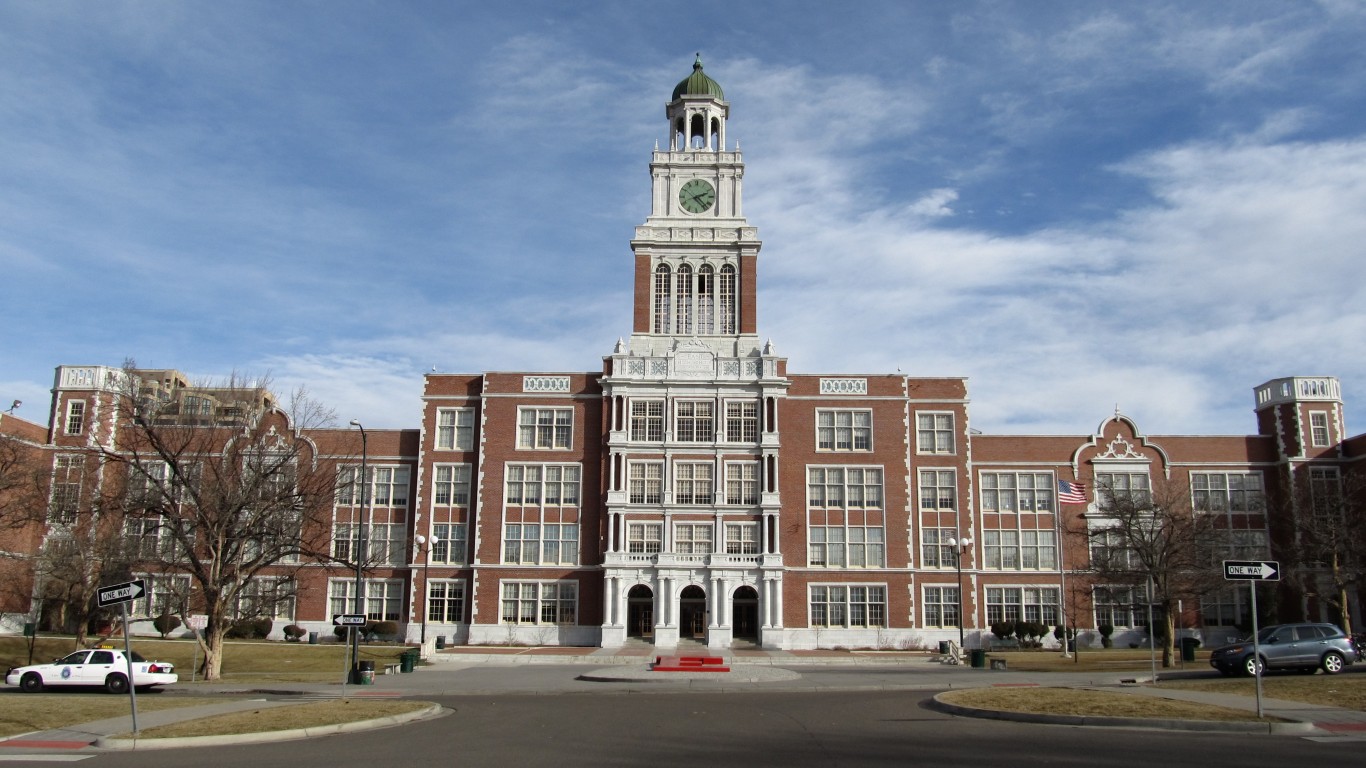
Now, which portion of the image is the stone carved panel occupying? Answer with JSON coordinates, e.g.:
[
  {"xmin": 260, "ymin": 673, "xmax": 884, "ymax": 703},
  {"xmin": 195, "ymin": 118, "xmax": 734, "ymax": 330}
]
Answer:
[
  {"xmin": 523, "ymin": 376, "xmax": 571, "ymax": 393},
  {"xmin": 820, "ymin": 378, "xmax": 868, "ymax": 395}
]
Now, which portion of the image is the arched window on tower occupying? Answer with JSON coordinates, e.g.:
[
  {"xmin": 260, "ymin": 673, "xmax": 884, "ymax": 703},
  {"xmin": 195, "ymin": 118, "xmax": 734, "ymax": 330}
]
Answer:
[
  {"xmin": 675, "ymin": 264, "xmax": 694, "ymax": 334},
  {"xmin": 697, "ymin": 265, "xmax": 715, "ymax": 335},
  {"xmin": 690, "ymin": 114, "xmax": 707, "ymax": 149},
  {"xmin": 673, "ymin": 118, "xmax": 685, "ymax": 152},
  {"xmin": 653, "ymin": 264, "xmax": 672, "ymax": 334},
  {"xmin": 719, "ymin": 264, "xmax": 737, "ymax": 334},
  {"xmin": 710, "ymin": 117, "xmax": 722, "ymax": 151}
]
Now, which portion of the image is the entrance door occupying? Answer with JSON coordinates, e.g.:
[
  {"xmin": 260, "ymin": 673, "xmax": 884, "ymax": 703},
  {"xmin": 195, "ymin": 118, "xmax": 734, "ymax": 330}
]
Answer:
[
  {"xmin": 627, "ymin": 585, "xmax": 654, "ymax": 639},
  {"xmin": 732, "ymin": 586, "xmax": 759, "ymax": 640},
  {"xmin": 679, "ymin": 585, "xmax": 707, "ymax": 640}
]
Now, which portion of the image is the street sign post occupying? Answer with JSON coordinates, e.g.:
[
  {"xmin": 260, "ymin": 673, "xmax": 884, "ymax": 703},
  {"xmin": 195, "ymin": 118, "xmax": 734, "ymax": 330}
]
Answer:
[
  {"xmin": 1222, "ymin": 559, "xmax": 1280, "ymax": 717},
  {"xmin": 96, "ymin": 579, "xmax": 147, "ymax": 734}
]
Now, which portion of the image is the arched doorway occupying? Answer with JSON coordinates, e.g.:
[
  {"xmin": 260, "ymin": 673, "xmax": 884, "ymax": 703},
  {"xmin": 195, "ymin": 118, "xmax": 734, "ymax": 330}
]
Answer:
[
  {"xmin": 679, "ymin": 585, "xmax": 707, "ymax": 640},
  {"xmin": 627, "ymin": 585, "xmax": 654, "ymax": 639},
  {"xmin": 732, "ymin": 586, "xmax": 759, "ymax": 640}
]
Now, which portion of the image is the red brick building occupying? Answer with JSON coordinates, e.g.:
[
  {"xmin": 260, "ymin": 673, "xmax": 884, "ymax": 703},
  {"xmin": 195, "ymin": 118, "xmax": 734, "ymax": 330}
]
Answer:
[{"xmin": 3, "ymin": 58, "xmax": 1361, "ymax": 651}]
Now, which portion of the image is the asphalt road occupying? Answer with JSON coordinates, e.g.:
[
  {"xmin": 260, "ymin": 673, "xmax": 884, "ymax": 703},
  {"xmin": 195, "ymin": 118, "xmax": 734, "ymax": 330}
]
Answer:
[{"xmin": 82, "ymin": 688, "xmax": 1365, "ymax": 768}]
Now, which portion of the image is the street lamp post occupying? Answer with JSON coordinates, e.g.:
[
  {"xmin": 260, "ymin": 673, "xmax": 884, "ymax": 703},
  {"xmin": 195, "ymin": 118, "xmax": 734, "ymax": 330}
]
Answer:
[
  {"xmin": 413, "ymin": 533, "xmax": 439, "ymax": 646},
  {"xmin": 349, "ymin": 420, "xmax": 368, "ymax": 683},
  {"xmin": 947, "ymin": 535, "xmax": 974, "ymax": 652}
]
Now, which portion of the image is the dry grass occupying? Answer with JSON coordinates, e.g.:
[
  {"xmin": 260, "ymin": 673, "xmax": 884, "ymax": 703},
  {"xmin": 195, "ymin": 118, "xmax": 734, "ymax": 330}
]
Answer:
[
  {"xmin": 118, "ymin": 699, "xmax": 435, "ymax": 739},
  {"xmin": 939, "ymin": 687, "xmax": 1273, "ymax": 722},
  {"xmin": 1162, "ymin": 674, "xmax": 1366, "ymax": 711},
  {"xmin": 0, "ymin": 693, "xmax": 218, "ymax": 737},
  {"xmin": 2, "ymin": 636, "xmax": 412, "ymax": 684}
]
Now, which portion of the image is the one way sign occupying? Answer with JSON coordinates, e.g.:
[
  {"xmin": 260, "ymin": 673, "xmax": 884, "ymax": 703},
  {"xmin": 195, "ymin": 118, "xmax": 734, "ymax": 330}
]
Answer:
[
  {"xmin": 97, "ymin": 579, "xmax": 147, "ymax": 608},
  {"xmin": 1223, "ymin": 560, "xmax": 1280, "ymax": 581}
]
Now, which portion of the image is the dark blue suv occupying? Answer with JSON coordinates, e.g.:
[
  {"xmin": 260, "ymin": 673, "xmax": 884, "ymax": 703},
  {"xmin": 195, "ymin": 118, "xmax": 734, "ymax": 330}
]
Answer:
[{"xmin": 1209, "ymin": 622, "xmax": 1356, "ymax": 676}]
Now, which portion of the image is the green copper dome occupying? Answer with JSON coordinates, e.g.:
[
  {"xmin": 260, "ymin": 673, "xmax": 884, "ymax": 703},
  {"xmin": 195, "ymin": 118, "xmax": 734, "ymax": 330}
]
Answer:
[{"xmin": 672, "ymin": 54, "xmax": 724, "ymax": 101}]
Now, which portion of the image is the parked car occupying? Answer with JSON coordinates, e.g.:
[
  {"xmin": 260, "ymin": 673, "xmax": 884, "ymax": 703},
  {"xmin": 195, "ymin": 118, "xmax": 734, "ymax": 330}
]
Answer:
[
  {"xmin": 1208, "ymin": 623, "xmax": 1356, "ymax": 677},
  {"xmin": 5, "ymin": 647, "xmax": 178, "ymax": 693}
]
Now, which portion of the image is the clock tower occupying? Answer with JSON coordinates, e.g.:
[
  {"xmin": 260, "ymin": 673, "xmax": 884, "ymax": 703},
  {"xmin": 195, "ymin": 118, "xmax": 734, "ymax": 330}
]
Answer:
[
  {"xmin": 625, "ymin": 54, "xmax": 763, "ymax": 358},
  {"xmin": 599, "ymin": 56, "xmax": 788, "ymax": 650}
]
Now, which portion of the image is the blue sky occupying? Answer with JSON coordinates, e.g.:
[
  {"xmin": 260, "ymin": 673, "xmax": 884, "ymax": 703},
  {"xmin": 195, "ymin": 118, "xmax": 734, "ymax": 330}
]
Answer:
[{"xmin": 3, "ymin": 1, "xmax": 1365, "ymax": 436}]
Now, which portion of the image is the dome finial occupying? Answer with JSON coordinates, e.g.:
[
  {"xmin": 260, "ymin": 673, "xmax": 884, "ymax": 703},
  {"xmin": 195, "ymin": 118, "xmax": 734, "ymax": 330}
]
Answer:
[{"xmin": 694, "ymin": 52, "xmax": 703, "ymax": 69}]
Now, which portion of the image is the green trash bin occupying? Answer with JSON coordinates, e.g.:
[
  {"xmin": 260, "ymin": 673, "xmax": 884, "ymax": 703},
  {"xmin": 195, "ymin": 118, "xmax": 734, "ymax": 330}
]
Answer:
[
  {"xmin": 354, "ymin": 660, "xmax": 375, "ymax": 685},
  {"xmin": 435, "ymin": 635, "xmax": 446, "ymax": 650},
  {"xmin": 400, "ymin": 650, "xmax": 418, "ymax": 673},
  {"xmin": 969, "ymin": 649, "xmax": 986, "ymax": 669},
  {"xmin": 1180, "ymin": 637, "xmax": 1200, "ymax": 663}
]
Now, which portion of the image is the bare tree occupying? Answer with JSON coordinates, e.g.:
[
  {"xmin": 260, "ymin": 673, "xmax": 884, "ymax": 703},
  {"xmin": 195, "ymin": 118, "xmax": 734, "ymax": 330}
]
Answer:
[
  {"xmin": 1277, "ymin": 468, "xmax": 1366, "ymax": 635},
  {"xmin": 100, "ymin": 368, "xmax": 342, "ymax": 681},
  {"xmin": 1080, "ymin": 479, "xmax": 1224, "ymax": 667}
]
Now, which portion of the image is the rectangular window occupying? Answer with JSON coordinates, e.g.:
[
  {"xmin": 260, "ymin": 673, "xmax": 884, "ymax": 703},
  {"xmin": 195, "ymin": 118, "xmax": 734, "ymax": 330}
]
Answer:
[
  {"xmin": 517, "ymin": 407, "xmax": 572, "ymax": 450},
  {"xmin": 628, "ymin": 463, "xmax": 663, "ymax": 504},
  {"xmin": 725, "ymin": 401, "xmax": 759, "ymax": 443},
  {"xmin": 1093, "ymin": 586, "xmax": 1148, "ymax": 629},
  {"xmin": 808, "ymin": 524, "xmax": 885, "ymax": 568},
  {"xmin": 983, "ymin": 530, "xmax": 1058, "ymax": 570},
  {"xmin": 49, "ymin": 454, "xmax": 84, "ymax": 524},
  {"xmin": 1309, "ymin": 466, "xmax": 1342, "ymax": 523},
  {"xmin": 674, "ymin": 523, "xmax": 713, "ymax": 554},
  {"xmin": 627, "ymin": 522, "xmax": 662, "ymax": 554},
  {"xmin": 725, "ymin": 463, "xmax": 759, "ymax": 505},
  {"xmin": 921, "ymin": 527, "xmax": 957, "ymax": 568},
  {"xmin": 1191, "ymin": 472, "xmax": 1264, "ymax": 514},
  {"xmin": 629, "ymin": 400, "xmax": 664, "ymax": 442},
  {"xmin": 332, "ymin": 523, "xmax": 359, "ymax": 562},
  {"xmin": 1310, "ymin": 412, "xmax": 1330, "ymax": 447},
  {"xmin": 435, "ymin": 407, "xmax": 475, "ymax": 450},
  {"xmin": 1199, "ymin": 587, "xmax": 1250, "ymax": 628},
  {"xmin": 428, "ymin": 580, "xmax": 466, "ymax": 623},
  {"xmin": 64, "ymin": 400, "xmax": 86, "ymax": 435},
  {"xmin": 367, "ymin": 523, "xmax": 405, "ymax": 566},
  {"xmin": 501, "ymin": 581, "xmax": 577, "ymax": 625},
  {"xmin": 675, "ymin": 462, "xmax": 714, "ymax": 505},
  {"xmin": 431, "ymin": 522, "xmax": 467, "ymax": 564},
  {"xmin": 923, "ymin": 586, "xmax": 960, "ymax": 628},
  {"xmin": 816, "ymin": 410, "xmax": 872, "ymax": 451},
  {"xmin": 338, "ymin": 465, "xmax": 409, "ymax": 507},
  {"xmin": 986, "ymin": 587, "xmax": 1059, "ymax": 626},
  {"xmin": 916, "ymin": 412, "xmax": 954, "ymax": 454},
  {"xmin": 1089, "ymin": 528, "xmax": 1139, "ymax": 570},
  {"xmin": 808, "ymin": 466, "xmax": 884, "ymax": 509},
  {"xmin": 504, "ymin": 522, "xmax": 577, "ymax": 565},
  {"xmin": 980, "ymin": 472, "xmax": 1055, "ymax": 513},
  {"xmin": 236, "ymin": 577, "xmax": 296, "ymax": 620},
  {"xmin": 918, "ymin": 470, "xmax": 956, "ymax": 511},
  {"xmin": 810, "ymin": 585, "xmax": 886, "ymax": 628},
  {"xmin": 136, "ymin": 574, "xmax": 191, "ymax": 618},
  {"xmin": 433, "ymin": 464, "xmax": 472, "ymax": 506},
  {"xmin": 506, "ymin": 464, "xmax": 581, "ymax": 506},
  {"xmin": 725, "ymin": 522, "xmax": 759, "ymax": 555},
  {"xmin": 1095, "ymin": 471, "xmax": 1150, "ymax": 507},
  {"xmin": 675, "ymin": 401, "xmax": 714, "ymax": 442}
]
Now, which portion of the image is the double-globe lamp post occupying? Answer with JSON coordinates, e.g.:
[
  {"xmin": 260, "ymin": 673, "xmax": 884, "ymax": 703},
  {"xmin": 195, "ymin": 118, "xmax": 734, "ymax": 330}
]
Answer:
[
  {"xmin": 413, "ymin": 533, "xmax": 440, "ymax": 646},
  {"xmin": 349, "ymin": 420, "xmax": 368, "ymax": 683},
  {"xmin": 947, "ymin": 535, "xmax": 973, "ymax": 652}
]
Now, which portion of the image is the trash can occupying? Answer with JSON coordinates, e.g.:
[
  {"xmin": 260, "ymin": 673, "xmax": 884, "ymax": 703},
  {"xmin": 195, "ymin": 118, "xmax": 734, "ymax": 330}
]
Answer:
[
  {"xmin": 1180, "ymin": 637, "xmax": 1200, "ymax": 663},
  {"xmin": 308, "ymin": 631, "xmax": 319, "ymax": 645},
  {"xmin": 400, "ymin": 650, "xmax": 418, "ymax": 673},
  {"xmin": 353, "ymin": 660, "xmax": 375, "ymax": 685},
  {"xmin": 937, "ymin": 640, "xmax": 951, "ymax": 655},
  {"xmin": 22, "ymin": 622, "xmax": 35, "ymax": 638},
  {"xmin": 435, "ymin": 635, "xmax": 446, "ymax": 650},
  {"xmin": 969, "ymin": 649, "xmax": 986, "ymax": 669}
]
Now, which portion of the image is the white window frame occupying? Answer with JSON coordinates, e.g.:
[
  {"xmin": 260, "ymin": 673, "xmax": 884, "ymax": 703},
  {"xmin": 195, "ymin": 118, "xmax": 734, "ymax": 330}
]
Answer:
[
  {"xmin": 724, "ymin": 522, "xmax": 759, "ymax": 555},
  {"xmin": 505, "ymin": 463, "xmax": 581, "ymax": 507},
  {"xmin": 983, "ymin": 529, "xmax": 1056, "ymax": 570},
  {"xmin": 501, "ymin": 580, "xmax": 577, "ymax": 625},
  {"xmin": 674, "ymin": 462, "xmax": 714, "ymax": 505},
  {"xmin": 1309, "ymin": 411, "xmax": 1330, "ymax": 447},
  {"xmin": 918, "ymin": 469, "xmax": 957, "ymax": 511},
  {"xmin": 1092, "ymin": 585, "xmax": 1148, "ymax": 629},
  {"xmin": 724, "ymin": 401, "xmax": 759, "ymax": 443},
  {"xmin": 502, "ymin": 520, "xmax": 578, "ymax": 565},
  {"xmin": 431, "ymin": 522, "xmax": 467, "ymax": 564},
  {"xmin": 517, "ymin": 407, "xmax": 573, "ymax": 450},
  {"xmin": 435, "ymin": 407, "xmax": 475, "ymax": 451},
  {"xmin": 427, "ymin": 579, "xmax": 466, "ymax": 624},
  {"xmin": 920, "ymin": 527, "xmax": 957, "ymax": 568},
  {"xmin": 673, "ymin": 522, "xmax": 713, "ymax": 554},
  {"xmin": 628, "ymin": 462, "xmax": 664, "ymax": 505},
  {"xmin": 808, "ymin": 466, "xmax": 884, "ymax": 509},
  {"xmin": 809, "ymin": 584, "xmax": 886, "ymax": 628},
  {"xmin": 923, "ymin": 585, "xmax": 960, "ymax": 628},
  {"xmin": 329, "ymin": 578, "xmax": 403, "ymax": 622},
  {"xmin": 64, "ymin": 400, "xmax": 86, "ymax": 436},
  {"xmin": 630, "ymin": 400, "xmax": 664, "ymax": 442},
  {"xmin": 916, "ymin": 412, "xmax": 955, "ymax": 455},
  {"xmin": 433, "ymin": 464, "xmax": 472, "ymax": 507},
  {"xmin": 724, "ymin": 462, "xmax": 759, "ymax": 505},
  {"xmin": 49, "ymin": 454, "xmax": 84, "ymax": 524},
  {"xmin": 986, "ymin": 586, "xmax": 1060, "ymax": 626},
  {"xmin": 980, "ymin": 471, "xmax": 1055, "ymax": 513},
  {"xmin": 627, "ymin": 522, "xmax": 662, "ymax": 554},
  {"xmin": 816, "ymin": 409, "xmax": 872, "ymax": 452},
  {"xmin": 675, "ymin": 400, "xmax": 715, "ymax": 443}
]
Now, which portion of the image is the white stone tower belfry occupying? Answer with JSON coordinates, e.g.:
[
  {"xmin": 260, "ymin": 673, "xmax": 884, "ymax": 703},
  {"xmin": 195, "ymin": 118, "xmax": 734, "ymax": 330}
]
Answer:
[{"xmin": 601, "ymin": 56, "xmax": 789, "ymax": 650}]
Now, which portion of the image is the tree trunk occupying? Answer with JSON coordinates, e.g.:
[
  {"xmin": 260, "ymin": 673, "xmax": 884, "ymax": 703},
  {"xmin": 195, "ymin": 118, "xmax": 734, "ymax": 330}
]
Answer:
[{"xmin": 199, "ymin": 625, "xmax": 227, "ymax": 681}]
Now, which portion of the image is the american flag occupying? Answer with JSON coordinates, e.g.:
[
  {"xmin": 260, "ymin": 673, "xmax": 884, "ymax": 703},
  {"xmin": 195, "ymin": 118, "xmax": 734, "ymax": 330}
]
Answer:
[{"xmin": 1057, "ymin": 480, "xmax": 1088, "ymax": 504}]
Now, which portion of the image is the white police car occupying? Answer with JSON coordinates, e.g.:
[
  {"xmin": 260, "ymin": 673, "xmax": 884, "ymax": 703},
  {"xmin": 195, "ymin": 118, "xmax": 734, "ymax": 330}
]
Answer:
[{"xmin": 6, "ymin": 647, "xmax": 178, "ymax": 693}]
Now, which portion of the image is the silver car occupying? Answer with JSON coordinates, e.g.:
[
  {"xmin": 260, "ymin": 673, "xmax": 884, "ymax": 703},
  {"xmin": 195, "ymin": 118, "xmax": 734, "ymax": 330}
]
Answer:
[{"xmin": 1208, "ymin": 622, "xmax": 1355, "ymax": 676}]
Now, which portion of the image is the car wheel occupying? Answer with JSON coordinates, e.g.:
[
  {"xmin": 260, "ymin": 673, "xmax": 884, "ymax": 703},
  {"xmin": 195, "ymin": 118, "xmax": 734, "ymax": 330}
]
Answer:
[
  {"xmin": 1321, "ymin": 651, "xmax": 1345, "ymax": 675},
  {"xmin": 1241, "ymin": 656, "xmax": 1263, "ymax": 677},
  {"xmin": 105, "ymin": 673, "xmax": 129, "ymax": 694},
  {"xmin": 19, "ymin": 672, "xmax": 43, "ymax": 693}
]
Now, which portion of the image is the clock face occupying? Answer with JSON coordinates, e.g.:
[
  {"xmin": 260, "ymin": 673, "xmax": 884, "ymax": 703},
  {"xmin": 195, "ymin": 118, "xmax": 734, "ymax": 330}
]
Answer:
[{"xmin": 678, "ymin": 179, "xmax": 716, "ymax": 214}]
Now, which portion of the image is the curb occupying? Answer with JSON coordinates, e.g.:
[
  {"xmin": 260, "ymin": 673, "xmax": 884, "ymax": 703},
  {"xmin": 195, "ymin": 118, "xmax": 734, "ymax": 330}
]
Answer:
[
  {"xmin": 927, "ymin": 693, "xmax": 1318, "ymax": 735},
  {"xmin": 94, "ymin": 703, "xmax": 446, "ymax": 750}
]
